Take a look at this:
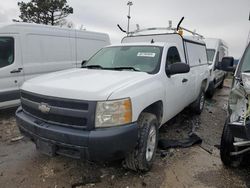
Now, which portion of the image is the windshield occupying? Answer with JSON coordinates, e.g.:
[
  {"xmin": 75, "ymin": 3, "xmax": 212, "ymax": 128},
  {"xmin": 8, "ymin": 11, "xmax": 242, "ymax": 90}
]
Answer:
[
  {"xmin": 0, "ymin": 37, "xmax": 14, "ymax": 68},
  {"xmin": 206, "ymin": 49, "xmax": 216, "ymax": 62},
  {"xmin": 84, "ymin": 46, "xmax": 163, "ymax": 74},
  {"xmin": 240, "ymin": 43, "xmax": 250, "ymax": 72}
]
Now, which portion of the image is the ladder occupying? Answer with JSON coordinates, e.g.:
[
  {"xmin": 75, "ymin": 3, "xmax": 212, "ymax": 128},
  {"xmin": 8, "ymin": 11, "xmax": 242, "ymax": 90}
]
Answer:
[{"xmin": 119, "ymin": 17, "xmax": 204, "ymax": 39}]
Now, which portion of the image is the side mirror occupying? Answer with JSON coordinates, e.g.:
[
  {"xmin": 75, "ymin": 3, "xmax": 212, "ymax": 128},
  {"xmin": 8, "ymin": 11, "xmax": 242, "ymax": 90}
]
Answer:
[
  {"xmin": 166, "ymin": 62, "xmax": 190, "ymax": 77},
  {"xmin": 81, "ymin": 60, "xmax": 87, "ymax": 67},
  {"xmin": 217, "ymin": 57, "xmax": 235, "ymax": 72}
]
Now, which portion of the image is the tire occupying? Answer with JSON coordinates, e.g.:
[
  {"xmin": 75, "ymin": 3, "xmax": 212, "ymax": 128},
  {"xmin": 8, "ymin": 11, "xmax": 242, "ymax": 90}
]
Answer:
[
  {"xmin": 191, "ymin": 90, "xmax": 205, "ymax": 114},
  {"xmin": 220, "ymin": 120, "xmax": 242, "ymax": 167},
  {"xmin": 206, "ymin": 82, "xmax": 215, "ymax": 98},
  {"xmin": 218, "ymin": 78, "xmax": 224, "ymax": 89},
  {"xmin": 124, "ymin": 112, "xmax": 159, "ymax": 172}
]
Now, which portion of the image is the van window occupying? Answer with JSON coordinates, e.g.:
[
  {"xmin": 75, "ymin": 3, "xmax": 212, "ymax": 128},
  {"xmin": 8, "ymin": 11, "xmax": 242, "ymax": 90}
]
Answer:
[
  {"xmin": 0, "ymin": 37, "xmax": 14, "ymax": 68},
  {"xmin": 185, "ymin": 42, "xmax": 207, "ymax": 66},
  {"xmin": 215, "ymin": 52, "xmax": 219, "ymax": 64},
  {"xmin": 166, "ymin": 47, "xmax": 181, "ymax": 65},
  {"xmin": 206, "ymin": 49, "xmax": 215, "ymax": 62}
]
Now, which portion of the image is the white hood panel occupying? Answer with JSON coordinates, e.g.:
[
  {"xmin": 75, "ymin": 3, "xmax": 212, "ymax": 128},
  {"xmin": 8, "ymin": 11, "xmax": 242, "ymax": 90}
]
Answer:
[{"xmin": 22, "ymin": 68, "xmax": 150, "ymax": 101}]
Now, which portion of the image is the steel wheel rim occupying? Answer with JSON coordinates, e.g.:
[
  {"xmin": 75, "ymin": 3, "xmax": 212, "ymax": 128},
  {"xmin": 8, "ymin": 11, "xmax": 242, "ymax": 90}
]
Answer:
[
  {"xmin": 146, "ymin": 125, "xmax": 156, "ymax": 162},
  {"xmin": 200, "ymin": 93, "xmax": 205, "ymax": 110}
]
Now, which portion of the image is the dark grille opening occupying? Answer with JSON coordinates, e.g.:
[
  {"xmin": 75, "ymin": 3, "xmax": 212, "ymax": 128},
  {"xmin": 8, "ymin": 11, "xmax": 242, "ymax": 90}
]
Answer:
[
  {"xmin": 20, "ymin": 91, "xmax": 96, "ymax": 130},
  {"xmin": 22, "ymin": 103, "xmax": 87, "ymax": 128},
  {"xmin": 21, "ymin": 91, "xmax": 89, "ymax": 111}
]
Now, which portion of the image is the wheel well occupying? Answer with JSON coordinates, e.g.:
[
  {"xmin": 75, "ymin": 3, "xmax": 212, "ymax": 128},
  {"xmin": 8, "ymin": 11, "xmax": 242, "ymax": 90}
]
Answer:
[
  {"xmin": 141, "ymin": 101, "xmax": 163, "ymax": 124},
  {"xmin": 201, "ymin": 79, "xmax": 208, "ymax": 91}
]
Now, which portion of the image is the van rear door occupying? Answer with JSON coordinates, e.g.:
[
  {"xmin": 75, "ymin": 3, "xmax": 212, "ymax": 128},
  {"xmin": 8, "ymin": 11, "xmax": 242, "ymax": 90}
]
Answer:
[{"xmin": 0, "ymin": 35, "xmax": 24, "ymax": 109}]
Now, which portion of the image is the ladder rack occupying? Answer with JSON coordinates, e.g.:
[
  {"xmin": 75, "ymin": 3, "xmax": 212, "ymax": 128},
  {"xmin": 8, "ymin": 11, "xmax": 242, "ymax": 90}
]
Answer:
[
  {"xmin": 128, "ymin": 26, "xmax": 204, "ymax": 39},
  {"xmin": 127, "ymin": 18, "xmax": 204, "ymax": 39}
]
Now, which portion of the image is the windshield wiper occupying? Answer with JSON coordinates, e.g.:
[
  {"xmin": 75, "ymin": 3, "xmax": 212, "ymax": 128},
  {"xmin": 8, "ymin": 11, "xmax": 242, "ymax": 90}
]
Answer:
[
  {"xmin": 82, "ymin": 65, "xmax": 104, "ymax": 69},
  {"xmin": 82, "ymin": 65, "xmax": 140, "ymax": 72},
  {"xmin": 111, "ymin": 67, "xmax": 140, "ymax": 71}
]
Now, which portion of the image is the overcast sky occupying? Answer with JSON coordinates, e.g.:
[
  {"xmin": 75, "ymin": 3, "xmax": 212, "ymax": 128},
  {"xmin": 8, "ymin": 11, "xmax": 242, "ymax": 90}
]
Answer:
[{"xmin": 1, "ymin": 0, "xmax": 250, "ymax": 58}]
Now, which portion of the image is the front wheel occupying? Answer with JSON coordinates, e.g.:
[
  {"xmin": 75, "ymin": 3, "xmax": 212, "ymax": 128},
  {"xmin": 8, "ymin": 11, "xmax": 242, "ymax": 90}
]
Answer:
[
  {"xmin": 124, "ymin": 113, "xmax": 159, "ymax": 172},
  {"xmin": 220, "ymin": 120, "xmax": 242, "ymax": 167}
]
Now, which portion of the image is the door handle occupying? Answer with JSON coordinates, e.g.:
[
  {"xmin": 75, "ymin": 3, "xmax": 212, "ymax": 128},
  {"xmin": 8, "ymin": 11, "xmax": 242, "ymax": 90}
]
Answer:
[
  {"xmin": 10, "ymin": 68, "xmax": 23, "ymax": 74},
  {"xmin": 182, "ymin": 78, "xmax": 188, "ymax": 83}
]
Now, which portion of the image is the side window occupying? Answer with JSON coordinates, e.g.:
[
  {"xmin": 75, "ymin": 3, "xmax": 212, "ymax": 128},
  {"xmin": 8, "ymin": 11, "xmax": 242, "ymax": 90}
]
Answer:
[
  {"xmin": 166, "ymin": 47, "xmax": 181, "ymax": 65},
  {"xmin": 0, "ymin": 37, "xmax": 14, "ymax": 68},
  {"xmin": 215, "ymin": 52, "xmax": 219, "ymax": 64}
]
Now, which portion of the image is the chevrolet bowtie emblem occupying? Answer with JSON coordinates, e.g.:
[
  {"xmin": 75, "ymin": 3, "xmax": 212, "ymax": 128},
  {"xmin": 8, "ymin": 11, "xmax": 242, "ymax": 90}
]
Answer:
[{"xmin": 38, "ymin": 103, "xmax": 51, "ymax": 114}]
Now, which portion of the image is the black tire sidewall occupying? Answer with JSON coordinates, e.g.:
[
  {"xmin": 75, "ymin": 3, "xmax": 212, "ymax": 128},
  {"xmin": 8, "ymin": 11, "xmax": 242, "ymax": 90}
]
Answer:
[
  {"xmin": 218, "ymin": 78, "xmax": 224, "ymax": 89},
  {"xmin": 192, "ymin": 90, "xmax": 205, "ymax": 114},
  {"xmin": 139, "ymin": 118, "xmax": 158, "ymax": 170},
  {"xmin": 206, "ymin": 82, "xmax": 215, "ymax": 98},
  {"xmin": 220, "ymin": 119, "xmax": 242, "ymax": 167},
  {"xmin": 124, "ymin": 113, "xmax": 159, "ymax": 171}
]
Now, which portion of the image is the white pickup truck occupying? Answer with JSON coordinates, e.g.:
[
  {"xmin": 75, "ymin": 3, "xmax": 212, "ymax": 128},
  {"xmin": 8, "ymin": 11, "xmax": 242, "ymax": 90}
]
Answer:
[{"xmin": 16, "ymin": 32, "xmax": 209, "ymax": 171}]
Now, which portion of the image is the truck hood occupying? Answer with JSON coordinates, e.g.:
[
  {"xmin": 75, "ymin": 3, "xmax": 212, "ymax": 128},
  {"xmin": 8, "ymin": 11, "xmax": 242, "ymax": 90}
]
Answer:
[{"xmin": 22, "ymin": 68, "xmax": 152, "ymax": 101}]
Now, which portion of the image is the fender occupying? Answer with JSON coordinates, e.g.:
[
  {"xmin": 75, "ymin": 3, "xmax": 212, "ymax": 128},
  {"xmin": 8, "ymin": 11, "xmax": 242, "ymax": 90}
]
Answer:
[{"xmin": 108, "ymin": 76, "xmax": 165, "ymax": 123}]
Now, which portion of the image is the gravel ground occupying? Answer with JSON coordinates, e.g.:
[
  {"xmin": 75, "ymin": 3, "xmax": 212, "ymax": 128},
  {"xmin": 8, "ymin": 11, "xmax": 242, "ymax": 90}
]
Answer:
[{"xmin": 0, "ymin": 79, "xmax": 250, "ymax": 188}]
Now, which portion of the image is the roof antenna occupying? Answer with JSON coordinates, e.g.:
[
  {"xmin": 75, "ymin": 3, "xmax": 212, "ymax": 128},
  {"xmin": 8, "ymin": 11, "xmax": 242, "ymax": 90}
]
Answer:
[
  {"xmin": 117, "ymin": 24, "xmax": 127, "ymax": 33},
  {"xmin": 127, "ymin": 1, "xmax": 133, "ymax": 36},
  {"xmin": 177, "ymin": 17, "xmax": 184, "ymax": 31}
]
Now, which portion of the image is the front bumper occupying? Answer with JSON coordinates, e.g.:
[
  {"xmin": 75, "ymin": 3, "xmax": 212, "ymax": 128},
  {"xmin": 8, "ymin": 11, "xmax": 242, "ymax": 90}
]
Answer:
[{"xmin": 16, "ymin": 107, "xmax": 138, "ymax": 161}]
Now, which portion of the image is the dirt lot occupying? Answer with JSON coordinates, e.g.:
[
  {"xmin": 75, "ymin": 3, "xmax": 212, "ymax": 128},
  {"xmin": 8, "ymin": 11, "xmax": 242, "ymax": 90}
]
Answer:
[{"xmin": 1, "ymin": 79, "xmax": 250, "ymax": 188}]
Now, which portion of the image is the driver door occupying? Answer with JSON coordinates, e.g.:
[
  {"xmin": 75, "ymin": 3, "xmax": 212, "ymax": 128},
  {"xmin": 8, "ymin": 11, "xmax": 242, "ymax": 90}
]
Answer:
[
  {"xmin": 0, "ymin": 35, "xmax": 24, "ymax": 109},
  {"xmin": 164, "ymin": 46, "xmax": 191, "ymax": 120}
]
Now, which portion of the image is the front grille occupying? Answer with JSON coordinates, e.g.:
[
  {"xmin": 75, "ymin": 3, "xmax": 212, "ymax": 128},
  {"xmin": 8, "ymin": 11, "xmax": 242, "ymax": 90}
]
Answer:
[
  {"xmin": 20, "ymin": 91, "xmax": 96, "ymax": 129},
  {"xmin": 21, "ymin": 92, "xmax": 89, "ymax": 110}
]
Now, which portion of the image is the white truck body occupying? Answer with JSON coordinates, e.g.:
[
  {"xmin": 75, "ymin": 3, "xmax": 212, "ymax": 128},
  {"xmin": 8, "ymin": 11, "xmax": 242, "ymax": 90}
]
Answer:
[
  {"xmin": 16, "ymin": 32, "xmax": 210, "ymax": 170},
  {"xmin": 204, "ymin": 38, "xmax": 228, "ymax": 97},
  {"xmin": 0, "ymin": 23, "xmax": 110, "ymax": 109},
  {"xmin": 21, "ymin": 33, "xmax": 209, "ymax": 125}
]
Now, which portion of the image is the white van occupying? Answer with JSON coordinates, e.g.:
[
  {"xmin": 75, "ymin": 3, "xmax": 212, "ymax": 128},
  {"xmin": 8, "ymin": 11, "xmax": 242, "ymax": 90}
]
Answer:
[
  {"xmin": 204, "ymin": 38, "xmax": 228, "ymax": 98},
  {"xmin": 0, "ymin": 23, "xmax": 110, "ymax": 109}
]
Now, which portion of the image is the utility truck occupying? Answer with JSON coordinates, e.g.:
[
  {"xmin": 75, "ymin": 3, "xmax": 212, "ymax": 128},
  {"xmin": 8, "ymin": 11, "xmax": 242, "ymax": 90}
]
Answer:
[
  {"xmin": 0, "ymin": 23, "xmax": 110, "ymax": 109},
  {"xmin": 16, "ymin": 24, "xmax": 209, "ymax": 171}
]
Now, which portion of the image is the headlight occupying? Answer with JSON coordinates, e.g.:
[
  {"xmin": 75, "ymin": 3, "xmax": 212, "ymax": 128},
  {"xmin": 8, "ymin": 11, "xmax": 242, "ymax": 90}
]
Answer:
[{"xmin": 95, "ymin": 98, "xmax": 132, "ymax": 128}]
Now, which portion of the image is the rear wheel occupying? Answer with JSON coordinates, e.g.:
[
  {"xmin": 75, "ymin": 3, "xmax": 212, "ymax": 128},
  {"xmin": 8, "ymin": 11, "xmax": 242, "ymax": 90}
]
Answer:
[
  {"xmin": 206, "ymin": 82, "xmax": 215, "ymax": 98},
  {"xmin": 124, "ymin": 113, "xmax": 158, "ymax": 172},
  {"xmin": 220, "ymin": 120, "xmax": 242, "ymax": 167},
  {"xmin": 191, "ymin": 90, "xmax": 205, "ymax": 114},
  {"xmin": 218, "ymin": 78, "xmax": 224, "ymax": 89}
]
